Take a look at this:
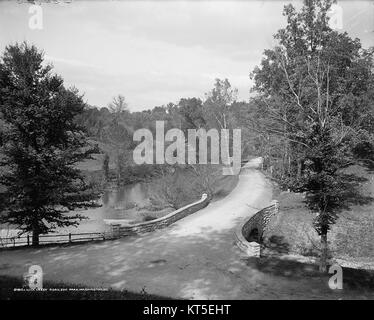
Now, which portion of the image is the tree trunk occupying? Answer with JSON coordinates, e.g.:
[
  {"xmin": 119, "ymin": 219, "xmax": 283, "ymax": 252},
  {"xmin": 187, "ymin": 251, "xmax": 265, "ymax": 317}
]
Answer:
[
  {"xmin": 297, "ymin": 159, "xmax": 302, "ymax": 179},
  {"xmin": 32, "ymin": 229, "xmax": 40, "ymax": 246},
  {"xmin": 103, "ymin": 154, "xmax": 110, "ymax": 182},
  {"xmin": 319, "ymin": 232, "xmax": 328, "ymax": 272},
  {"xmin": 116, "ymin": 153, "xmax": 123, "ymax": 185}
]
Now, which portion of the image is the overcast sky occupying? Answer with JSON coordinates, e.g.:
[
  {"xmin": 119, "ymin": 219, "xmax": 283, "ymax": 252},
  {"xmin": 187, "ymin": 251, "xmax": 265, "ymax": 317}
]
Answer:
[{"xmin": 0, "ymin": 0, "xmax": 373, "ymax": 111}]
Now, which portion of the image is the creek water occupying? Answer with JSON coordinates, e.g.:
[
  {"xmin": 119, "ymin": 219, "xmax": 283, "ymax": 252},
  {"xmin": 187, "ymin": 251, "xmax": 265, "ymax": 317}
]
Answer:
[
  {"xmin": 62, "ymin": 182, "xmax": 154, "ymax": 233},
  {"xmin": 0, "ymin": 182, "xmax": 154, "ymax": 238}
]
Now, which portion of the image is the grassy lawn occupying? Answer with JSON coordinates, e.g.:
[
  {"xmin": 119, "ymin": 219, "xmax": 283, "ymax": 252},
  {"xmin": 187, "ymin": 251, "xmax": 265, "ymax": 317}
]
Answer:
[
  {"xmin": 0, "ymin": 275, "xmax": 172, "ymax": 300},
  {"xmin": 264, "ymin": 165, "xmax": 374, "ymax": 269}
]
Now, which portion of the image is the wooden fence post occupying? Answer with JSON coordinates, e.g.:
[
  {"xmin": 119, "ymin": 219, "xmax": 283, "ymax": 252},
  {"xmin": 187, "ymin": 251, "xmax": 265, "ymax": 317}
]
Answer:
[
  {"xmin": 27, "ymin": 235, "xmax": 30, "ymax": 246},
  {"xmin": 68, "ymin": 233, "xmax": 72, "ymax": 243}
]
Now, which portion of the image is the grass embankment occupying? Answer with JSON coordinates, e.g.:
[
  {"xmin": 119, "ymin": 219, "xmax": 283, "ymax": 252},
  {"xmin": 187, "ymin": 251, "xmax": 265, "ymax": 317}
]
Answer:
[
  {"xmin": 245, "ymin": 256, "xmax": 374, "ymax": 299},
  {"xmin": 264, "ymin": 165, "xmax": 374, "ymax": 269},
  {"xmin": 0, "ymin": 275, "xmax": 172, "ymax": 300}
]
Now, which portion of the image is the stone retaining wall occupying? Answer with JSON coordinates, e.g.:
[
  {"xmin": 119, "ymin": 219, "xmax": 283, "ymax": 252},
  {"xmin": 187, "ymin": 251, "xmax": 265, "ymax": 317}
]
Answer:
[
  {"xmin": 105, "ymin": 194, "xmax": 210, "ymax": 237},
  {"xmin": 235, "ymin": 200, "xmax": 279, "ymax": 257}
]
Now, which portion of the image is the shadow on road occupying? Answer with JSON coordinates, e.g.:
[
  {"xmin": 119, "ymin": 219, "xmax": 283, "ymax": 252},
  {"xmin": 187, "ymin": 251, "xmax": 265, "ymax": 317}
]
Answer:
[{"xmin": 245, "ymin": 255, "xmax": 374, "ymax": 297}]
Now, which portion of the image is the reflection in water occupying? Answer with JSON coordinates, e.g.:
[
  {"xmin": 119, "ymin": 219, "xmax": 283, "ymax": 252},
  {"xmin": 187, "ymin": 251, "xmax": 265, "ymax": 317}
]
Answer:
[
  {"xmin": 63, "ymin": 182, "xmax": 152, "ymax": 234},
  {"xmin": 105, "ymin": 183, "xmax": 149, "ymax": 207}
]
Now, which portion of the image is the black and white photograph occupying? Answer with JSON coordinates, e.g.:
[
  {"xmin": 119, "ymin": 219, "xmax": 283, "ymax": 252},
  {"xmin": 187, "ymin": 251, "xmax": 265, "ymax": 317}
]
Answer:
[{"xmin": 0, "ymin": 0, "xmax": 374, "ymax": 305}]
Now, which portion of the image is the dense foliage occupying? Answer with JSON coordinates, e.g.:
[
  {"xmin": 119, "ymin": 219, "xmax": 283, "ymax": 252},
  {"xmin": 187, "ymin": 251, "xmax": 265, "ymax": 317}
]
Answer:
[
  {"xmin": 249, "ymin": 0, "xmax": 374, "ymax": 270},
  {"xmin": 0, "ymin": 43, "xmax": 100, "ymax": 245}
]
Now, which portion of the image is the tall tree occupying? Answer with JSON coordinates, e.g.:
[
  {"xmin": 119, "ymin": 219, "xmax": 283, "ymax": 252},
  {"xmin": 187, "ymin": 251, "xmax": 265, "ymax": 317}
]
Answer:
[
  {"xmin": 250, "ymin": 0, "xmax": 374, "ymax": 271},
  {"xmin": 102, "ymin": 114, "xmax": 132, "ymax": 184},
  {"xmin": 203, "ymin": 78, "xmax": 238, "ymax": 130},
  {"xmin": 103, "ymin": 94, "xmax": 133, "ymax": 184},
  {"xmin": 178, "ymin": 97, "xmax": 206, "ymax": 131},
  {"xmin": 108, "ymin": 94, "xmax": 128, "ymax": 115},
  {"xmin": 0, "ymin": 42, "xmax": 100, "ymax": 245}
]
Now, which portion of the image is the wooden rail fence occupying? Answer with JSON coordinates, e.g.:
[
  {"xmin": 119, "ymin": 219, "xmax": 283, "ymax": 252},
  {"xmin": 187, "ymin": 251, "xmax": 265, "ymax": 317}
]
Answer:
[{"xmin": 0, "ymin": 231, "xmax": 119, "ymax": 248}]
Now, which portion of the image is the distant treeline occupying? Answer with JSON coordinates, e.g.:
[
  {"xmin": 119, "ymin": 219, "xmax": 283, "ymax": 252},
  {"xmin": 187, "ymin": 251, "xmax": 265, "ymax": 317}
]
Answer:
[{"xmin": 73, "ymin": 80, "xmax": 263, "ymax": 185}]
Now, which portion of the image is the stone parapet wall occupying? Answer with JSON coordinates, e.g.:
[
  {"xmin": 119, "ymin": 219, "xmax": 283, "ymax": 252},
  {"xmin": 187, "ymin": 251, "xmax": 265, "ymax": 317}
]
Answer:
[
  {"xmin": 235, "ymin": 200, "xmax": 279, "ymax": 257},
  {"xmin": 106, "ymin": 194, "xmax": 210, "ymax": 237}
]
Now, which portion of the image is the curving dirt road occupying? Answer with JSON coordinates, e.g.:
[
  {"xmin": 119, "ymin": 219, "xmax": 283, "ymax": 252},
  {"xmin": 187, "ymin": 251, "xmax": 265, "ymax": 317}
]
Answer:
[
  {"xmin": 0, "ymin": 159, "xmax": 273, "ymax": 298},
  {"xmin": 1, "ymin": 159, "xmax": 370, "ymax": 299}
]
